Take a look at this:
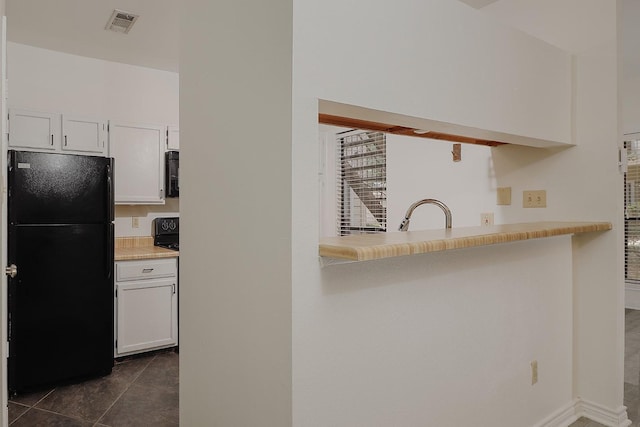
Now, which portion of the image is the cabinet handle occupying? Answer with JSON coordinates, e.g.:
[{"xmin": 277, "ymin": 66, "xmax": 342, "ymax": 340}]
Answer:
[
  {"xmin": 64, "ymin": 135, "xmax": 67, "ymax": 146},
  {"xmin": 142, "ymin": 268, "xmax": 154, "ymax": 273},
  {"xmin": 172, "ymin": 283, "xmax": 176, "ymax": 294},
  {"xmin": 50, "ymin": 134, "xmax": 54, "ymax": 146}
]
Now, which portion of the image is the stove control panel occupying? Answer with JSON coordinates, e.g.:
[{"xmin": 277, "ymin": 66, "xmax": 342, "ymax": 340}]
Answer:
[{"xmin": 154, "ymin": 217, "xmax": 179, "ymax": 236}]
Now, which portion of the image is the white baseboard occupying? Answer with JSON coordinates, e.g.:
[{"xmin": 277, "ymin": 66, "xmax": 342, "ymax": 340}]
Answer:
[
  {"xmin": 625, "ymin": 282, "xmax": 640, "ymax": 309},
  {"xmin": 533, "ymin": 399, "xmax": 579, "ymax": 427},
  {"xmin": 536, "ymin": 398, "xmax": 630, "ymax": 427},
  {"xmin": 579, "ymin": 399, "xmax": 631, "ymax": 427}
]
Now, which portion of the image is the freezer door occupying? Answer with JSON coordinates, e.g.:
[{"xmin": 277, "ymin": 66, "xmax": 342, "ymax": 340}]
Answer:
[
  {"xmin": 8, "ymin": 150, "xmax": 114, "ymax": 225},
  {"xmin": 8, "ymin": 224, "xmax": 114, "ymax": 393}
]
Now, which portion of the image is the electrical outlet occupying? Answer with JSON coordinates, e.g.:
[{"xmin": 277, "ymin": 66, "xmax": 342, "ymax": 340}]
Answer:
[
  {"xmin": 480, "ymin": 212, "xmax": 494, "ymax": 226},
  {"xmin": 497, "ymin": 187, "xmax": 512, "ymax": 205},
  {"xmin": 531, "ymin": 360, "xmax": 538, "ymax": 385},
  {"xmin": 132, "ymin": 217, "xmax": 140, "ymax": 228},
  {"xmin": 523, "ymin": 190, "xmax": 547, "ymax": 208}
]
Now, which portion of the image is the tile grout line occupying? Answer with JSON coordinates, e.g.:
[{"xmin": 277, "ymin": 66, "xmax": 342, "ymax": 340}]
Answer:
[
  {"xmin": 93, "ymin": 353, "xmax": 158, "ymax": 426},
  {"xmin": 15, "ymin": 405, "xmax": 94, "ymax": 425},
  {"xmin": 8, "ymin": 403, "xmax": 29, "ymax": 426},
  {"xmin": 8, "ymin": 388, "xmax": 56, "ymax": 425}
]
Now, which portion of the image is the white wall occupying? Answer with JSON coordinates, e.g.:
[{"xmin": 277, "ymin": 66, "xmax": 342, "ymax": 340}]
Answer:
[
  {"xmin": 484, "ymin": 1, "xmax": 623, "ymax": 412},
  {"xmin": 114, "ymin": 198, "xmax": 180, "ymax": 237},
  {"xmin": 490, "ymin": 47, "xmax": 623, "ymax": 414},
  {"xmin": 298, "ymin": 238, "xmax": 573, "ymax": 426},
  {"xmin": 7, "ymin": 42, "xmax": 180, "ymax": 237},
  {"xmin": 180, "ymin": 0, "xmax": 293, "ymax": 425},
  {"xmin": 387, "ymin": 135, "xmax": 497, "ymax": 230},
  {"xmin": 300, "ymin": 2, "xmax": 572, "ymax": 145},
  {"xmin": 623, "ymin": 74, "xmax": 640, "ymax": 135},
  {"xmin": 7, "ymin": 42, "xmax": 178, "ymax": 123},
  {"xmin": 292, "ymin": 1, "xmax": 622, "ymax": 427},
  {"xmin": 320, "ymin": 125, "xmax": 497, "ymax": 237},
  {"xmin": 179, "ymin": 0, "xmax": 623, "ymax": 426}
]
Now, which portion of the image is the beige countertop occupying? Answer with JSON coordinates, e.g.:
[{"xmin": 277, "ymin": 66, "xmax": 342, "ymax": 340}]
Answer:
[
  {"xmin": 319, "ymin": 221, "xmax": 612, "ymax": 262},
  {"xmin": 115, "ymin": 236, "xmax": 179, "ymax": 261}
]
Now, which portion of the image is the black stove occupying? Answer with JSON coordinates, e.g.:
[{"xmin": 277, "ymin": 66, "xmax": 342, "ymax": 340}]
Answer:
[{"xmin": 154, "ymin": 217, "xmax": 179, "ymax": 251}]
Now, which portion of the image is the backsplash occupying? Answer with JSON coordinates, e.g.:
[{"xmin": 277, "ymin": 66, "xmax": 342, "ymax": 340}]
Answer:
[{"xmin": 115, "ymin": 198, "xmax": 179, "ymax": 237}]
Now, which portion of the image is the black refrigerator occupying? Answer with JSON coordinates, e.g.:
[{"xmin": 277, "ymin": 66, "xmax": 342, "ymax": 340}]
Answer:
[{"xmin": 7, "ymin": 150, "xmax": 115, "ymax": 394}]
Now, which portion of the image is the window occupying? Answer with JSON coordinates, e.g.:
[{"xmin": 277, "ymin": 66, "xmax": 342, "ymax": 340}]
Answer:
[
  {"xmin": 626, "ymin": 138, "xmax": 640, "ymax": 282},
  {"xmin": 337, "ymin": 130, "xmax": 386, "ymax": 235}
]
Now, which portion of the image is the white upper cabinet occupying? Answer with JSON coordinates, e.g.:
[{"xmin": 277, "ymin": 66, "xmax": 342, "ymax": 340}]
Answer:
[
  {"xmin": 9, "ymin": 108, "xmax": 108, "ymax": 156},
  {"xmin": 9, "ymin": 108, "xmax": 60, "ymax": 151},
  {"xmin": 61, "ymin": 114, "xmax": 107, "ymax": 155},
  {"xmin": 109, "ymin": 121, "xmax": 165, "ymax": 205},
  {"xmin": 167, "ymin": 125, "xmax": 179, "ymax": 150}
]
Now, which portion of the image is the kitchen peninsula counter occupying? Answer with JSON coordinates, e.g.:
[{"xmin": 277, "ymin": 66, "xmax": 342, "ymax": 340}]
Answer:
[
  {"xmin": 115, "ymin": 236, "xmax": 179, "ymax": 260},
  {"xmin": 319, "ymin": 221, "xmax": 612, "ymax": 262}
]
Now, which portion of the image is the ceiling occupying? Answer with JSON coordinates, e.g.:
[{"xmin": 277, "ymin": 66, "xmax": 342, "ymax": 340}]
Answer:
[
  {"xmin": 4, "ymin": 0, "xmax": 638, "ymax": 79},
  {"xmin": 6, "ymin": 0, "xmax": 179, "ymax": 72}
]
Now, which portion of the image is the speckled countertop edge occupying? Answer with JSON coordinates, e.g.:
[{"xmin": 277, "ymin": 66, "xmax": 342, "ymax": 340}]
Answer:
[
  {"xmin": 115, "ymin": 236, "xmax": 179, "ymax": 261},
  {"xmin": 319, "ymin": 221, "xmax": 612, "ymax": 261}
]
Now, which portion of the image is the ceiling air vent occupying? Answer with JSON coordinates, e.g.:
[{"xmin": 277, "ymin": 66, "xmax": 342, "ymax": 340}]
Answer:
[{"xmin": 105, "ymin": 9, "xmax": 139, "ymax": 34}]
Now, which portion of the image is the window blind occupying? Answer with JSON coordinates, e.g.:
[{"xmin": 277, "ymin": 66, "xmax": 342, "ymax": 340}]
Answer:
[
  {"xmin": 626, "ymin": 138, "xmax": 640, "ymax": 282},
  {"xmin": 337, "ymin": 130, "xmax": 386, "ymax": 235}
]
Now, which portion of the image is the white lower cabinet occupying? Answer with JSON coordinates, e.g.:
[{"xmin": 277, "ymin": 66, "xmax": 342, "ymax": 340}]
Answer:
[{"xmin": 115, "ymin": 258, "xmax": 178, "ymax": 357}]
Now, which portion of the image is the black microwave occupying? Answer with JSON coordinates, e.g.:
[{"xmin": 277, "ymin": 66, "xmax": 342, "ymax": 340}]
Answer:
[{"xmin": 166, "ymin": 151, "xmax": 179, "ymax": 198}]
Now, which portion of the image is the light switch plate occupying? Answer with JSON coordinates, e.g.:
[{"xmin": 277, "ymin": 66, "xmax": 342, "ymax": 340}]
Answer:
[
  {"xmin": 497, "ymin": 187, "xmax": 511, "ymax": 205},
  {"xmin": 523, "ymin": 190, "xmax": 546, "ymax": 208}
]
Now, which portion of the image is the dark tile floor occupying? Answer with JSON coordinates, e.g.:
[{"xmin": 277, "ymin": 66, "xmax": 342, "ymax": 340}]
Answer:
[
  {"xmin": 8, "ymin": 350, "xmax": 178, "ymax": 426},
  {"xmin": 569, "ymin": 309, "xmax": 640, "ymax": 427}
]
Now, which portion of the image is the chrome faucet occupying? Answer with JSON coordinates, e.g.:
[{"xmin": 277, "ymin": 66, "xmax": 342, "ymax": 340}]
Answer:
[{"xmin": 398, "ymin": 199, "xmax": 452, "ymax": 231}]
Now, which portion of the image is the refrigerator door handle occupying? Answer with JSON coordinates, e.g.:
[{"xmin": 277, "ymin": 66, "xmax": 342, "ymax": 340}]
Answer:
[
  {"xmin": 106, "ymin": 163, "xmax": 114, "ymax": 222},
  {"xmin": 106, "ymin": 225, "xmax": 113, "ymax": 279}
]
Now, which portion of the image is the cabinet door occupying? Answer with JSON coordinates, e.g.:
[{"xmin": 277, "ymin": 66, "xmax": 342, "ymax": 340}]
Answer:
[
  {"xmin": 116, "ymin": 277, "xmax": 178, "ymax": 356},
  {"xmin": 109, "ymin": 121, "xmax": 165, "ymax": 204},
  {"xmin": 167, "ymin": 125, "xmax": 179, "ymax": 150},
  {"xmin": 9, "ymin": 109, "xmax": 60, "ymax": 151},
  {"xmin": 62, "ymin": 114, "xmax": 107, "ymax": 155}
]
